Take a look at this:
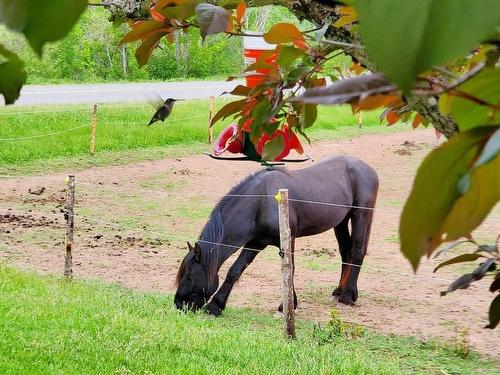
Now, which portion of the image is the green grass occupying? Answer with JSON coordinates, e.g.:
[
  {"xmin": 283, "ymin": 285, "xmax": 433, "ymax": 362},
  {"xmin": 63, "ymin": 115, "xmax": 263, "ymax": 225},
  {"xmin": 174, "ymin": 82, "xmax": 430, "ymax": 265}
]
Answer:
[
  {"xmin": 0, "ymin": 267, "xmax": 498, "ymax": 375},
  {"xmin": 0, "ymin": 100, "xmax": 407, "ymax": 174}
]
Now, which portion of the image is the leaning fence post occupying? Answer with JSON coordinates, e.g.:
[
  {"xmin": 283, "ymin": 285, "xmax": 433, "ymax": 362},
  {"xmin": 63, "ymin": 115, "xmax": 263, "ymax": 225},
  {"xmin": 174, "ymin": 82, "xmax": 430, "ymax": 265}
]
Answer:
[
  {"xmin": 64, "ymin": 175, "xmax": 75, "ymax": 279},
  {"xmin": 90, "ymin": 104, "xmax": 98, "ymax": 156},
  {"xmin": 207, "ymin": 96, "xmax": 215, "ymax": 144},
  {"xmin": 276, "ymin": 188, "xmax": 296, "ymax": 339}
]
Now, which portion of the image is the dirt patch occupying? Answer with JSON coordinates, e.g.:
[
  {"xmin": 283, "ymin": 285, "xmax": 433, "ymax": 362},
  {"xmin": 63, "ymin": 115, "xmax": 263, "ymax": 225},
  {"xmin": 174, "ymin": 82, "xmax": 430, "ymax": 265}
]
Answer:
[{"xmin": 0, "ymin": 128, "xmax": 499, "ymax": 358}]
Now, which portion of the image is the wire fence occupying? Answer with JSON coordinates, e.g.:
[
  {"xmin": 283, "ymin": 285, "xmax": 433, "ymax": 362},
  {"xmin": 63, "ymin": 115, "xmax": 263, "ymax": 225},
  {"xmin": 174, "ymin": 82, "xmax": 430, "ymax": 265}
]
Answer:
[
  {"xmin": 1, "ymin": 181, "xmax": 496, "ymax": 288},
  {"xmin": 0, "ymin": 206, "xmax": 460, "ymax": 285},
  {"xmin": 0, "ymin": 111, "xmax": 208, "ymax": 142}
]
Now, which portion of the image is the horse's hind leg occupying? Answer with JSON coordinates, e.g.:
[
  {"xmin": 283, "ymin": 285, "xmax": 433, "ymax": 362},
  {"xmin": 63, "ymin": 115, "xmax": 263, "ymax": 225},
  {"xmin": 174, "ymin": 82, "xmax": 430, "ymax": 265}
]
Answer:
[
  {"xmin": 205, "ymin": 242, "xmax": 264, "ymax": 316},
  {"xmin": 332, "ymin": 214, "xmax": 352, "ymax": 297},
  {"xmin": 337, "ymin": 208, "xmax": 373, "ymax": 305}
]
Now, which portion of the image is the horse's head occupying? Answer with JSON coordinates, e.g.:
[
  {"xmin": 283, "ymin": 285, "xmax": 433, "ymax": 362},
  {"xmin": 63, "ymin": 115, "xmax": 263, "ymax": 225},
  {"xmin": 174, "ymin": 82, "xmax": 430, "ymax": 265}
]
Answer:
[{"xmin": 174, "ymin": 241, "xmax": 219, "ymax": 311}]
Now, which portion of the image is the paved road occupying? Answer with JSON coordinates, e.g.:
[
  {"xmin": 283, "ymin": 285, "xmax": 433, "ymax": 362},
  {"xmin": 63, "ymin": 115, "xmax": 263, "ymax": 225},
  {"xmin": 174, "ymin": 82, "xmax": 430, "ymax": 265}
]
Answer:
[{"xmin": 10, "ymin": 80, "xmax": 245, "ymax": 106}]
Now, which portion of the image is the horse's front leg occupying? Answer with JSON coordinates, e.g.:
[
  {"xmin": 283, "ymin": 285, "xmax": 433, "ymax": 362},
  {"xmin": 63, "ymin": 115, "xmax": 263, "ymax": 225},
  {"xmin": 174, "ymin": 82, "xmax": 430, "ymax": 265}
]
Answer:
[{"xmin": 205, "ymin": 244, "xmax": 263, "ymax": 316}]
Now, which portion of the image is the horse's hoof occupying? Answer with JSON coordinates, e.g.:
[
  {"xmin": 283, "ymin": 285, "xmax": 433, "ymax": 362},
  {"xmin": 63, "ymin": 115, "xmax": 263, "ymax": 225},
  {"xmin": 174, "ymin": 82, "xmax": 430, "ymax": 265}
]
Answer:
[
  {"xmin": 205, "ymin": 302, "xmax": 223, "ymax": 316},
  {"xmin": 337, "ymin": 291, "xmax": 357, "ymax": 306},
  {"xmin": 332, "ymin": 287, "xmax": 343, "ymax": 296}
]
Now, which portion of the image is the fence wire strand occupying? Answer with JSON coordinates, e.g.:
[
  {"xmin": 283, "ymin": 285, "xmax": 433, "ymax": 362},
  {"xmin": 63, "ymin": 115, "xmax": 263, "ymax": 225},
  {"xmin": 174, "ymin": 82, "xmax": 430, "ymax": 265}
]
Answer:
[{"xmin": 0, "ymin": 206, "xmax": 485, "ymax": 286}]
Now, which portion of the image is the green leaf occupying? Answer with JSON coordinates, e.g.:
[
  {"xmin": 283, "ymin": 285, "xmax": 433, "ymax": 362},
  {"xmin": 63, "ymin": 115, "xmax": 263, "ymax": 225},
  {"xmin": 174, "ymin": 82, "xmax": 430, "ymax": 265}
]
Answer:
[
  {"xmin": 0, "ymin": 0, "xmax": 87, "ymax": 56},
  {"xmin": 300, "ymin": 104, "xmax": 318, "ymax": 129},
  {"xmin": 434, "ymin": 253, "xmax": 483, "ymax": 273},
  {"xmin": 441, "ymin": 153, "xmax": 500, "ymax": 241},
  {"xmin": 490, "ymin": 274, "xmax": 500, "ymax": 293},
  {"xmin": 399, "ymin": 127, "xmax": 495, "ymax": 270},
  {"xmin": 486, "ymin": 294, "xmax": 500, "ymax": 329},
  {"xmin": 277, "ymin": 45, "xmax": 306, "ymax": 69},
  {"xmin": 262, "ymin": 135, "xmax": 284, "ymax": 161},
  {"xmin": 357, "ymin": 0, "xmax": 500, "ymax": 92},
  {"xmin": 210, "ymin": 99, "xmax": 246, "ymax": 126},
  {"xmin": 433, "ymin": 239, "xmax": 478, "ymax": 259},
  {"xmin": 0, "ymin": 44, "xmax": 27, "ymax": 105},
  {"xmin": 440, "ymin": 273, "xmax": 475, "ymax": 296},
  {"xmin": 446, "ymin": 68, "xmax": 500, "ymax": 131}
]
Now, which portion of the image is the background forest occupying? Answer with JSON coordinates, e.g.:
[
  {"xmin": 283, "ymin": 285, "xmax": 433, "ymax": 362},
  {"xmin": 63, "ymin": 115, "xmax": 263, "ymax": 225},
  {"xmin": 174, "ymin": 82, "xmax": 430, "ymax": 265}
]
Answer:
[{"xmin": 0, "ymin": 6, "xmax": 323, "ymax": 83}]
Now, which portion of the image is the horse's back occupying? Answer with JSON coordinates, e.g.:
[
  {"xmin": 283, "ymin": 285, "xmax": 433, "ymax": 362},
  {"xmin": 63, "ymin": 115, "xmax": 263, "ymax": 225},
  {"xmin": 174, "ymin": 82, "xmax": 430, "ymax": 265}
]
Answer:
[{"xmin": 250, "ymin": 155, "xmax": 378, "ymax": 237}]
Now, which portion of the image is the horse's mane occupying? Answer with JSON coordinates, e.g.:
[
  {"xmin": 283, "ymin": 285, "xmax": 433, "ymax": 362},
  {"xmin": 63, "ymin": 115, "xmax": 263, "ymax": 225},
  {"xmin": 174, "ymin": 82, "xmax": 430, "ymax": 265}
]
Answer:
[
  {"xmin": 199, "ymin": 167, "xmax": 285, "ymax": 281},
  {"xmin": 177, "ymin": 167, "xmax": 288, "ymax": 286}
]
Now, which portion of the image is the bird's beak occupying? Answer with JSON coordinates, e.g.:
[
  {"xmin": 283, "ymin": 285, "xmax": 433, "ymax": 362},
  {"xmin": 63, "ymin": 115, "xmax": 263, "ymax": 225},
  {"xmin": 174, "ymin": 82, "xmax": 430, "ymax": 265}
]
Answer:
[{"xmin": 174, "ymin": 99, "xmax": 184, "ymax": 101}]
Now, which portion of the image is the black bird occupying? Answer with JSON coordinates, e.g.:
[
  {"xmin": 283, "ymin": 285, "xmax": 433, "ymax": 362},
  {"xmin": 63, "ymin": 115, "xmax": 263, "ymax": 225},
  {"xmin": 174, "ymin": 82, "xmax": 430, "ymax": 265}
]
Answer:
[{"xmin": 148, "ymin": 97, "xmax": 183, "ymax": 126}]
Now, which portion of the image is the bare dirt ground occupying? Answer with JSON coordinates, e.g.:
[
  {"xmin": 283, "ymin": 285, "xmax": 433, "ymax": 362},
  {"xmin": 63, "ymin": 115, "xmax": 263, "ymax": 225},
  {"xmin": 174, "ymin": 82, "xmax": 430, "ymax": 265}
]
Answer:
[{"xmin": 1, "ymin": 128, "xmax": 499, "ymax": 357}]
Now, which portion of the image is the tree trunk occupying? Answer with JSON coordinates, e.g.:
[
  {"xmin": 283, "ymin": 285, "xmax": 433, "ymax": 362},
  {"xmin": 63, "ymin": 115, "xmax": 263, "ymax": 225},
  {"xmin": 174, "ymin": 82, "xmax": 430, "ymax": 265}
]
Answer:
[{"xmin": 120, "ymin": 44, "xmax": 128, "ymax": 77}]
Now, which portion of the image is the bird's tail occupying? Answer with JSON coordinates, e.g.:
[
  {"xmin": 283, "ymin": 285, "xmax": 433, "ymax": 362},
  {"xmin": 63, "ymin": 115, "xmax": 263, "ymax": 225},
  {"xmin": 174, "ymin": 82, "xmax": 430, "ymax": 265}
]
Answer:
[{"xmin": 148, "ymin": 116, "xmax": 157, "ymax": 126}]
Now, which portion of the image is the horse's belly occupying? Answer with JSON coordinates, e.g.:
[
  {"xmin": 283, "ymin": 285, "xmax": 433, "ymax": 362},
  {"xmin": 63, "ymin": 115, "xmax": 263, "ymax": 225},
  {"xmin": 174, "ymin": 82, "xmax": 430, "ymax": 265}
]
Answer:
[{"xmin": 294, "ymin": 206, "xmax": 349, "ymax": 237}]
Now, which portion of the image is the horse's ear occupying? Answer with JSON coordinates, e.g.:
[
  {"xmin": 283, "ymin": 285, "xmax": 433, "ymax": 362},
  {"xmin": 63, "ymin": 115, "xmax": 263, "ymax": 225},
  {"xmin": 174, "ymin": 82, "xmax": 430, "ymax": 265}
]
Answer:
[
  {"xmin": 187, "ymin": 241, "xmax": 193, "ymax": 252},
  {"xmin": 193, "ymin": 243, "xmax": 201, "ymax": 262}
]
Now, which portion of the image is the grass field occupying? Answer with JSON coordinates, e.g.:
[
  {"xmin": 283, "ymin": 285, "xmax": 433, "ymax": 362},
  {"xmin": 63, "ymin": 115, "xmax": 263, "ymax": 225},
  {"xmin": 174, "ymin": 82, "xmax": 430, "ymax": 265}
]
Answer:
[
  {"xmin": 0, "ymin": 99, "xmax": 406, "ymax": 174},
  {"xmin": 1, "ymin": 267, "xmax": 497, "ymax": 375}
]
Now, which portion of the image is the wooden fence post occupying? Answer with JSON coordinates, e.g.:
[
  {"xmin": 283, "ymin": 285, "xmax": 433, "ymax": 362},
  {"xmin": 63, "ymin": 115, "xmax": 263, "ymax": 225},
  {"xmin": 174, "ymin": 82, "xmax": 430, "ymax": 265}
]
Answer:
[
  {"xmin": 207, "ymin": 96, "xmax": 215, "ymax": 144},
  {"xmin": 64, "ymin": 175, "xmax": 75, "ymax": 279},
  {"xmin": 90, "ymin": 104, "xmax": 98, "ymax": 156},
  {"xmin": 276, "ymin": 188, "xmax": 296, "ymax": 339}
]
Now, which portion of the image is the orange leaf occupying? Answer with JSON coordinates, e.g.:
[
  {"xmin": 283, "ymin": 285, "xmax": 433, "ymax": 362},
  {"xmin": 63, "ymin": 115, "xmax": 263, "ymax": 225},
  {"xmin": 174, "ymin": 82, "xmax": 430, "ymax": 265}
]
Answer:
[
  {"xmin": 386, "ymin": 111, "xmax": 400, "ymax": 126},
  {"xmin": 353, "ymin": 94, "xmax": 403, "ymax": 112},
  {"xmin": 120, "ymin": 20, "xmax": 166, "ymax": 44},
  {"xmin": 264, "ymin": 23, "xmax": 305, "ymax": 44},
  {"xmin": 292, "ymin": 39, "xmax": 308, "ymax": 50},
  {"xmin": 412, "ymin": 113, "xmax": 423, "ymax": 129},
  {"xmin": 135, "ymin": 32, "xmax": 167, "ymax": 67},
  {"xmin": 349, "ymin": 63, "xmax": 363, "ymax": 75},
  {"xmin": 236, "ymin": 1, "xmax": 247, "ymax": 23},
  {"xmin": 150, "ymin": 9, "xmax": 166, "ymax": 22},
  {"xmin": 333, "ymin": 6, "xmax": 358, "ymax": 28}
]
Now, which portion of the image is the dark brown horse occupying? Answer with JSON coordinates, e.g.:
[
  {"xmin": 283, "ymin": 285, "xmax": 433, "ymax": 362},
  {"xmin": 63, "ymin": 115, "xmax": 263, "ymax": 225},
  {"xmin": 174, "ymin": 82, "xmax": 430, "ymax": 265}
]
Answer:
[{"xmin": 175, "ymin": 155, "xmax": 378, "ymax": 316}]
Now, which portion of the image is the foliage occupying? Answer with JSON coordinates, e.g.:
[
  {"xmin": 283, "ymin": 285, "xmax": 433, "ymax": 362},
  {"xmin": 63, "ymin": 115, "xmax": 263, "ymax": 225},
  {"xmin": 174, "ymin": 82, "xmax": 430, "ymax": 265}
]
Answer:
[
  {"xmin": 1, "ymin": 266, "xmax": 498, "ymax": 374},
  {"xmin": 433, "ymin": 237, "xmax": 500, "ymax": 329},
  {"xmin": 312, "ymin": 308, "xmax": 364, "ymax": 345},
  {"xmin": 0, "ymin": 0, "xmax": 86, "ymax": 101},
  {"xmin": 113, "ymin": 0, "xmax": 500, "ymax": 328},
  {"xmin": 0, "ymin": 8, "xmax": 244, "ymax": 84}
]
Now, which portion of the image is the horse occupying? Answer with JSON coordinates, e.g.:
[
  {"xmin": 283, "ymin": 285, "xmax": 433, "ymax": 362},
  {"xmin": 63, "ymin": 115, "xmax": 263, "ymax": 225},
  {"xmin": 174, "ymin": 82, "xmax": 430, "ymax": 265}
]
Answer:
[{"xmin": 174, "ymin": 155, "xmax": 379, "ymax": 316}]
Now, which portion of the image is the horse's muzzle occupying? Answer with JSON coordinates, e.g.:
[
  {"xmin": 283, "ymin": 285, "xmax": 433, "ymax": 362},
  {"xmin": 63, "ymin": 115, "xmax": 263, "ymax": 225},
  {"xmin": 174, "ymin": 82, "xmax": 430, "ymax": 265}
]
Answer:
[{"xmin": 174, "ymin": 294, "xmax": 206, "ymax": 311}]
